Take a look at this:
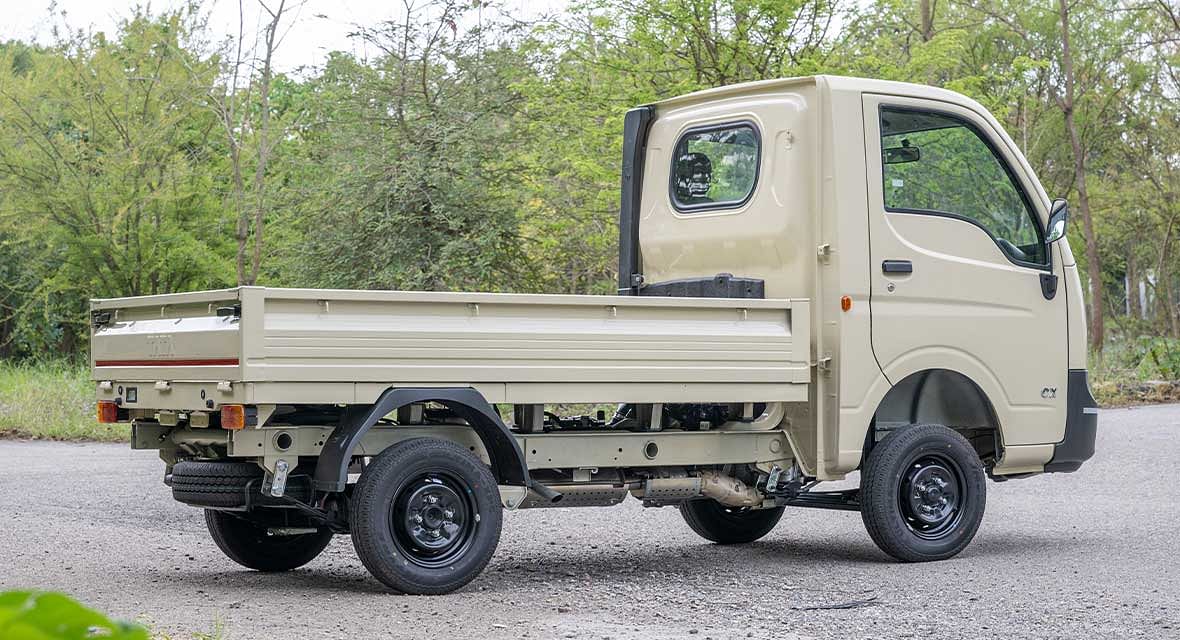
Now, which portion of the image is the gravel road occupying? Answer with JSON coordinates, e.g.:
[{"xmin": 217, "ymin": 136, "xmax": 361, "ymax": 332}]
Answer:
[{"xmin": 1, "ymin": 404, "xmax": 1177, "ymax": 639}]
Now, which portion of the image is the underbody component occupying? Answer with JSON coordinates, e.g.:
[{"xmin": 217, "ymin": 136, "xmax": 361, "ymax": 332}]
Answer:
[{"xmin": 520, "ymin": 483, "xmax": 629, "ymax": 509}]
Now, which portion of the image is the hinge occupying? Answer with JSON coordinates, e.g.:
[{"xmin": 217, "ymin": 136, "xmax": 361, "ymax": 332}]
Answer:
[
  {"xmin": 817, "ymin": 243, "xmax": 832, "ymax": 264},
  {"xmin": 816, "ymin": 355, "xmax": 832, "ymax": 373},
  {"xmin": 630, "ymin": 273, "xmax": 645, "ymax": 287}
]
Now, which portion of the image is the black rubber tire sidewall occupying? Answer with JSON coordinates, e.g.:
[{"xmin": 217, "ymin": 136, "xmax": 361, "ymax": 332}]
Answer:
[
  {"xmin": 679, "ymin": 499, "xmax": 785, "ymax": 544},
  {"xmin": 171, "ymin": 461, "xmax": 311, "ymax": 508},
  {"xmin": 204, "ymin": 509, "xmax": 333, "ymax": 572},
  {"xmin": 348, "ymin": 438, "xmax": 503, "ymax": 595},
  {"xmin": 860, "ymin": 424, "xmax": 986, "ymax": 562}
]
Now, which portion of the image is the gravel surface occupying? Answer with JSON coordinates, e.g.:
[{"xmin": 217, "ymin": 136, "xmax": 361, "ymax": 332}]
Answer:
[{"xmin": 1, "ymin": 405, "xmax": 1177, "ymax": 639}]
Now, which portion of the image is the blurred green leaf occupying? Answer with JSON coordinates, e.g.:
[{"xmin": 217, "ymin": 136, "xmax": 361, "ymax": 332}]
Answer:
[{"xmin": 0, "ymin": 591, "xmax": 149, "ymax": 640}]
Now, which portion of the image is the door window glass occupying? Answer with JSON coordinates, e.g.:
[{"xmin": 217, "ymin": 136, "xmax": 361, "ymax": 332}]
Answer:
[
  {"xmin": 671, "ymin": 122, "xmax": 759, "ymax": 211},
  {"xmin": 880, "ymin": 107, "xmax": 1045, "ymax": 265}
]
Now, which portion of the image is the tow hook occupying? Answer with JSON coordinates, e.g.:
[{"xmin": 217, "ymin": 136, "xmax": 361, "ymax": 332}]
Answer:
[{"xmin": 269, "ymin": 459, "xmax": 290, "ymax": 498}]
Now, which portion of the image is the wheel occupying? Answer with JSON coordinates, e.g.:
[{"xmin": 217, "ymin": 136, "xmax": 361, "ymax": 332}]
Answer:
[
  {"xmin": 348, "ymin": 438, "xmax": 503, "ymax": 594},
  {"xmin": 170, "ymin": 460, "xmax": 311, "ymax": 508},
  {"xmin": 859, "ymin": 424, "xmax": 986, "ymax": 562},
  {"xmin": 679, "ymin": 499, "xmax": 785, "ymax": 544},
  {"xmin": 204, "ymin": 509, "xmax": 333, "ymax": 572}
]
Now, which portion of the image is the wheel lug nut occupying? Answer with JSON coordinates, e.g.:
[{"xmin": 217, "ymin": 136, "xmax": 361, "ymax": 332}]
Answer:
[
  {"xmin": 427, "ymin": 495, "xmax": 439, "ymax": 504},
  {"xmin": 443, "ymin": 509, "xmax": 454, "ymax": 519}
]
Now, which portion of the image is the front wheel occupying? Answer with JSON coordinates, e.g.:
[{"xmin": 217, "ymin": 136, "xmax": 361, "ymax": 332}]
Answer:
[
  {"xmin": 204, "ymin": 510, "xmax": 333, "ymax": 572},
  {"xmin": 679, "ymin": 499, "xmax": 785, "ymax": 544},
  {"xmin": 349, "ymin": 438, "xmax": 503, "ymax": 594},
  {"xmin": 859, "ymin": 424, "xmax": 986, "ymax": 562}
]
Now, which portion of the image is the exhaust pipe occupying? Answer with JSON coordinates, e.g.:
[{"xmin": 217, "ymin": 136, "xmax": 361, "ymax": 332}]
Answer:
[
  {"xmin": 698, "ymin": 470, "xmax": 762, "ymax": 508},
  {"xmin": 528, "ymin": 481, "xmax": 563, "ymax": 504}
]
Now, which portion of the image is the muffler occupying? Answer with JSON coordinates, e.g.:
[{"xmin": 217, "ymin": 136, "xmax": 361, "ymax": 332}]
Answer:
[{"xmin": 519, "ymin": 483, "xmax": 628, "ymax": 509}]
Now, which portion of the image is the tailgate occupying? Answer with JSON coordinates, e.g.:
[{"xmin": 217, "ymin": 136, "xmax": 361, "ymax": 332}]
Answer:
[{"xmin": 90, "ymin": 289, "xmax": 243, "ymax": 382}]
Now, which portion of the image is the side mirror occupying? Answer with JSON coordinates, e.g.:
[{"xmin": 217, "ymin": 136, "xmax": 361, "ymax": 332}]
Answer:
[{"xmin": 1046, "ymin": 199, "xmax": 1068, "ymax": 244}]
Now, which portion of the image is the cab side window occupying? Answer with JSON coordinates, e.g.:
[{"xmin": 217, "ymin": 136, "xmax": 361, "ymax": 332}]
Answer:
[
  {"xmin": 880, "ymin": 107, "xmax": 1045, "ymax": 266},
  {"xmin": 670, "ymin": 122, "xmax": 759, "ymax": 212}
]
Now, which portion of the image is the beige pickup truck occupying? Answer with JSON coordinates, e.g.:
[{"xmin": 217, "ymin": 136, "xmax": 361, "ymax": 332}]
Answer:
[{"xmin": 91, "ymin": 75, "xmax": 1097, "ymax": 595}]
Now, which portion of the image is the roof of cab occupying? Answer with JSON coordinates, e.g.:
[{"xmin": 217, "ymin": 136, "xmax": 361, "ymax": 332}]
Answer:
[{"xmin": 651, "ymin": 74, "xmax": 978, "ymax": 111}]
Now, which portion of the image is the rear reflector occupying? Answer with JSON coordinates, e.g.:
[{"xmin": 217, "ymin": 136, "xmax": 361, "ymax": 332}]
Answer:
[
  {"xmin": 220, "ymin": 405, "xmax": 246, "ymax": 430},
  {"xmin": 94, "ymin": 358, "xmax": 239, "ymax": 367},
  {"xmin": 97, "ymin": 401, "xmax": 119, "ymax": 423}
]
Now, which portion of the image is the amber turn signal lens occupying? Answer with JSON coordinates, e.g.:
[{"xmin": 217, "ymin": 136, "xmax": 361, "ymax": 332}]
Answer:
[
  {"xmin": 840, "ymin": 295, "xmax": 852, "ymax": 312},
  {"xmin": 97, "ymin": 401, "xmax": 119, "ymax": 423},
  {"xmin": 220, "ymin": 404, "xmax": 246, "ymax": 430}
]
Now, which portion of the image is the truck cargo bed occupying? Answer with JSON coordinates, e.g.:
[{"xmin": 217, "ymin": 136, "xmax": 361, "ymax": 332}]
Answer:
[{"xmin": 91, "ymin": 287, "xmax": 810, "ymax": 406}]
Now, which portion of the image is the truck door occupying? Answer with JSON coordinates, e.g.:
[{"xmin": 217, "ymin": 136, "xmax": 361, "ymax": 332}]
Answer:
[{"xmin": 861, "ymin": 94, "xmax": 1068, "ymax": 446}]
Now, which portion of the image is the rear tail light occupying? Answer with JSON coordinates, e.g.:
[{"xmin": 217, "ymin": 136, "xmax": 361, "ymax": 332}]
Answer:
[
  {"xmin": 220, "ymin": 404, "xmax": 246, "ymax": 430},
  {"xmin": 220, "ymin": 405, "xmax": 257, "ymax": 430},
  {"xmin": 97, "ymin": 401, "xmax": 119, "ymax": 423}
]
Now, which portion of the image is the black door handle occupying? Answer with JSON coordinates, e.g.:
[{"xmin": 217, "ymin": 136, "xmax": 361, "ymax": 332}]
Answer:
[{"xmin": 882, "ymin": 259, "xmax": 913, "ymax": 274}]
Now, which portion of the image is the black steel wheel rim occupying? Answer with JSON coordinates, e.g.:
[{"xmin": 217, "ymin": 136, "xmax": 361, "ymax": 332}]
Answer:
[
  {"xmin": 897, "ymin": 453, "xmax": 965, "ymax": 539},
  {"xmin": 390, "ymin": 472, "xmax": 476, "ymax": 568}
]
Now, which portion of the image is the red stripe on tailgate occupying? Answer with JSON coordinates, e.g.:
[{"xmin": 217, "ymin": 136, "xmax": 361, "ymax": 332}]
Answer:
[{"xmin": 94, "ymin": 358, "xmax": 239, "ymax": 367}]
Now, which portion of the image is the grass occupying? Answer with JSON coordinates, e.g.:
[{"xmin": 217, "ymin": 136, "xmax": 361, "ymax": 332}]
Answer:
[
  {"xmin": 1088, "ymin": 336, "xmax": 1180, "ymax": 406},
  {"xmin": 0, "ymin": 359, "xmax": 128, "ymax": 441}
]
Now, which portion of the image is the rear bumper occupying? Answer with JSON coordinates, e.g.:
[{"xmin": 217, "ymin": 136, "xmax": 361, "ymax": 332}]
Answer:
[{"xmin": 1044, "ymin": 369, "xmax": 1098, "ymax": 473}]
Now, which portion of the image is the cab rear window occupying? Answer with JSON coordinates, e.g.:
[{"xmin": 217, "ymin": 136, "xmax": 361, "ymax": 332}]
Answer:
[{"xmin": 670, "ymin": 122, "xmax": 760, "ymax": 212}]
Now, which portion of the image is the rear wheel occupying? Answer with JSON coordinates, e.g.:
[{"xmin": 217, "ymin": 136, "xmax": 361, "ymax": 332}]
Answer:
[
  {"xmin": 204, "ymin": 510, "xmax": 333, "ymax": 572},
  {"xmin": 679, "ymin": 499, "xmax": 784, "ymax": 544},
  {"xmin": 859, "ymin": 424, "xmax": 986, "ymax": 562},
  {"xmin": 349, "ymin": 438, "xmax": 503, "ymax": 594}
]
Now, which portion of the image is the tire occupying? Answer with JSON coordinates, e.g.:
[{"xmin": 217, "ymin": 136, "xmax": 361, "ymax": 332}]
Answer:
[
  {"xmin": 171, "ymin": 460, "xmax": 311, "ymax": 508},
  {"xmin": 679, "ymin": 499, "xmax": 785, "ymax": 544},
  {"xmin": 860, "ymin": 424, "xmax": 986, "ymax": 562},
  {"xmin": 349, "ymin": 438, "xmax": 503, "ymax": 594},
  {"xmin": 204, "ymin": 509, "xmax": 333, "ymax": 572}
]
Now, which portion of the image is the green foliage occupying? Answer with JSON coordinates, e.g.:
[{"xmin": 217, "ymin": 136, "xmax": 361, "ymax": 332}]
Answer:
[
  {"xmin": 0, "ymin": 9, "xmax": 232, "ymax": 357},
  {"xmin": 0, "ymin": 591, "xmax": 148, "ymax": 639},
  {"xmin": 0, "ymin": 360, "xmax": 120, "ymax": 441},
  {"xmin": 1129, "ymin": 337, "xmax": 1180, "ymax": 381},
  {"xmin": 285, "ymin": 8, "xmax": 535, "ymax": 292}
]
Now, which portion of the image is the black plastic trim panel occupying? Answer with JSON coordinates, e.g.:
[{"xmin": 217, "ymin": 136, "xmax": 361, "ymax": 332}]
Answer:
[
  {"xmin": 1044, "ymin": 369, "xmax": 1098, "ymax": 473},
  {"xmin": 639, "ymin": 273, "xmax": 765, "ymax": 299},
  {"xmin": 618, "ymin": 106, "xmax": 655, "ymax": 295}
]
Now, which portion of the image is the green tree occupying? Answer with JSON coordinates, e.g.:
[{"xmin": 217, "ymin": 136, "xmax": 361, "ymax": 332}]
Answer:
[
  {"xmin": 0, "ymin": 10, "xmax": 232, "ymax": 355},
  {"xmin": 287, "ymin": 1, "xmax": 534, "ymax": 292}
]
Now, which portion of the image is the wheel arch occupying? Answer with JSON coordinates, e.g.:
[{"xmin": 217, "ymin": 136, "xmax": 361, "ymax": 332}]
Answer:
[
  {"xmin": 868, "ymin": 368, "xmax": 1003, "ymax": 464},
  {"xmin": 312, "ymin": 387, "xmax": 529, "ymax": 492}
]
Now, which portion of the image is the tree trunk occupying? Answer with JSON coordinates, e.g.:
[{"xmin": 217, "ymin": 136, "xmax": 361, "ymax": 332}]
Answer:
[
  {"xmin": 1127, "ymin": 247, "xmax": 1140, "ymax": 319},
  {"xmin": 919, "ymin": 0, "xmax": 936, "ymax": 42},
  {"xmin": 247, "ymin": 0, "xmax": 285, "ymax": 285},
  {"xmin": 1166, "ymin": 280, "xmax": 1180, "ymax": 338},
  {"xmin": 1058, "ymin": 0, "xmax": 1105, "ymax": 352}
]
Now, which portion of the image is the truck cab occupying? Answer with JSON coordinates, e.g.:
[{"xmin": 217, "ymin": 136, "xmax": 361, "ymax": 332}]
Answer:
[{"xmin": 91, "ymin": 75, "xmax": 1097, "ymax": 595}]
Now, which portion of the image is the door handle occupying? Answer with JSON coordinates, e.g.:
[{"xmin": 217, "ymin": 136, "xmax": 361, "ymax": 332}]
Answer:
[{"xmin": 882, "ymin": 260, "xmax": 913, "ymax": 274}]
